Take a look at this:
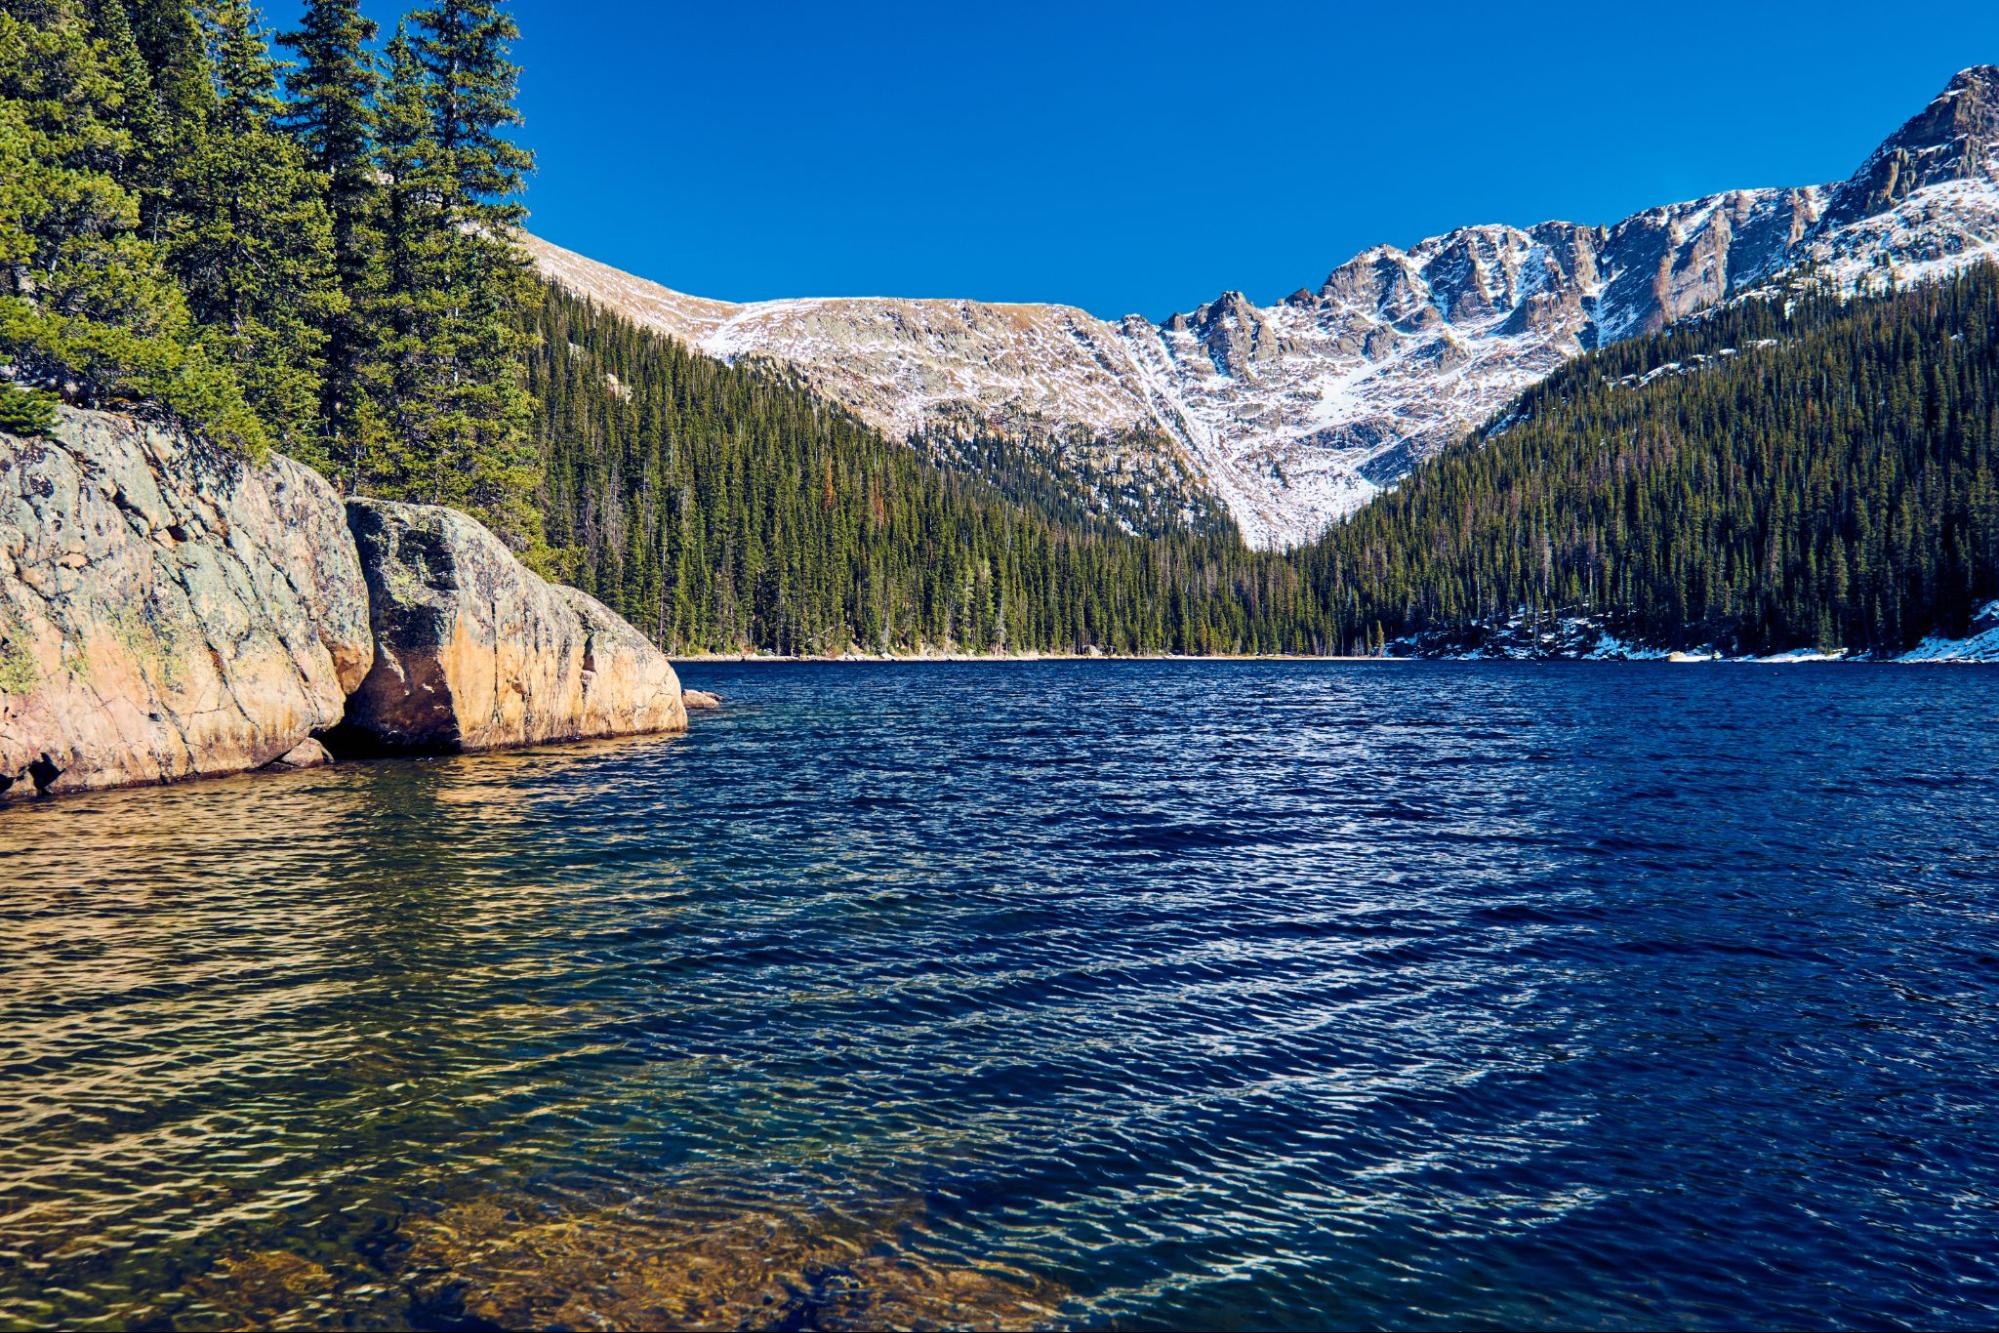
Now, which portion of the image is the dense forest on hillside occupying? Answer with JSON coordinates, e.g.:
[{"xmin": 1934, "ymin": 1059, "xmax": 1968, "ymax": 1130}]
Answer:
[
  {"xmin": 533, "ymin": 289, "xmax": 1325, "ymax": 655},
  {"xmin": 1300, "ymin": 267, "xmax": 1999, "ymax": 654},
  {"xmin": 536, "ymin": 268, "xmax": 1999, "ymax": 658}
]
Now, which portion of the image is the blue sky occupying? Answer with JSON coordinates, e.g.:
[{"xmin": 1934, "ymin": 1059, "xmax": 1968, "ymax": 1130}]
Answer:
[{"xmin": 266, "ymin": 1, "xmax": 1999, "ymax": 318}]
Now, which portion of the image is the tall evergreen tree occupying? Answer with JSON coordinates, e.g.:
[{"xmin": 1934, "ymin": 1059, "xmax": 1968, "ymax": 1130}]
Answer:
[
  {"xmin": 410, "ymin": 0, "xmax": 533, "ymax": 222},
  {"xmin": 374, "ymin": 0, "xmax": 539, "ymax": 551},
  {"xmin": 371, "ymin": 21, "xmax": 449, "ymax": 497},
  {"xmin": 119, "ymin": 0, "xmax": 211, "ymax": 240},
  {"xmin": 85, "ymin": 0, "xmax": 164, "ymax": 195},
  {"xmin": 279, "ymin": 0, "xmax": 382, "ymax": 481},
  {"xmin": 162, "ymin": 0, "xmax": 337, "ymax": 454}
]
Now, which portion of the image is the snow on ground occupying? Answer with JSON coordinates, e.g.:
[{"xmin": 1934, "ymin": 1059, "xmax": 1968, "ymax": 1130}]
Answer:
[
  {"xmin": 1384, "ymin": 605, "xmax": 1999, "ymax": 663},
  {"xmin": 1896, "ymin": 601, "xmax": 1999, "ymax": 662},
  {"xmin": 1752, "ymin": 648, "xmax": 1849, "ymax": 663}
]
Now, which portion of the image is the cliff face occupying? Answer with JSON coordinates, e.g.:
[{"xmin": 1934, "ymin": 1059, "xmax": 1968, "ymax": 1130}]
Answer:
[
  {"xmin": 0, "ymin": 408, "xmax": 370, "ymax": 796},
  {"xmin": 336, "ymin": 499, "xmax": 686, "ymax": 755},
  {"xmin": 1, "ymin": 409, "xmax": 686, "ymax": 800}
]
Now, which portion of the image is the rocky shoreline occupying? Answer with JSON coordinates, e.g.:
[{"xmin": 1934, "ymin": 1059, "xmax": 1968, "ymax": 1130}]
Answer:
[{"xmin": 1, "ymin": 408, "xmax": 691, "ymax": 801}]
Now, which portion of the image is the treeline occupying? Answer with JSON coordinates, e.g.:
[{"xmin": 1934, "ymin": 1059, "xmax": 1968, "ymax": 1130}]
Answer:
[
  {"xmin": 533, "ymin": 288, "xmax": 1329, "ymax": 655},
  {"xmin": 1300, "ymin": 267, "xmax": 1999, "ymax": 654},
  {"xmin": 0, "ymin": 0, "xmax": 541, "ymax": 548}
]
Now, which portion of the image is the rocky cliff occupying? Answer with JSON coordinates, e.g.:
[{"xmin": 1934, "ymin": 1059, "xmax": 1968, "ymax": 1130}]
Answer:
[
  {"xmin": 336, "ymin": 500, "xmax": 685, "ymax": 754},
  {"xmin": 531, "ymin": 65, "xmax": 1999, "ymax": 548},
  {"xmin": 1, "ymin": 409, "xmax": 686, "ymax": 799},
  {"xmin": 0, "ymin": 408, "xmax": 370, "ymax": 797}
]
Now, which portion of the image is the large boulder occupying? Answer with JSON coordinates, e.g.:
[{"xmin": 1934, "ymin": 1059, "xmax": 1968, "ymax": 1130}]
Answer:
[
  {"xmin": 0, "ymin": 408, "xmax": 372, "ymax": 796},
  {"xmin": 334, "ymin": 498, "xmax": 686, "ymax": 754}
]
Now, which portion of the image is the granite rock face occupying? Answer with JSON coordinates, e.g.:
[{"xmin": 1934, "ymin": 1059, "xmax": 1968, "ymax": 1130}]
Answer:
[
  {"xmin": 3, "ymin": 408, "xmax": 689, "ymax": 800},
  {"xmin": 334, "ymin": 498, "xmax": 686, "ymax": 755},
  {"xmin": 266, "ymin": 737, "xmax": 333, "ymax": 770},
  {"xmin": 0, "ymin": 408, "xmax": 371, "ymax": 795}
]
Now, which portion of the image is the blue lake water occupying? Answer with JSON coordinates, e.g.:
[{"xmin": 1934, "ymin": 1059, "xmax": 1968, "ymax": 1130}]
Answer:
[{"xmin": 1, "ymin": 662, "xmax": 1996, "ymax": 1330}]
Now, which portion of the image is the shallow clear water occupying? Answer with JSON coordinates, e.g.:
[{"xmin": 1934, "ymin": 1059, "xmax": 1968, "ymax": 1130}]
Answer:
[{"xmin": 2, "ymin": 662, "xmax": 1997, "ymax": 1331}]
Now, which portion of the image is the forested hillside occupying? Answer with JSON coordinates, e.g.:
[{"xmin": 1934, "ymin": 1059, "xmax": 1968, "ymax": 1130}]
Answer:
[
  {"xmin": 535, "ymin": 268, "xmax": 1999, "ymax": 658},
  {"xmin": 532, "ymin": 289, "xmax": 1322, "ymax": 655},
  {"xmin": 1299, "ymin": 267, "xmax": 1999, "ymax": 655}
]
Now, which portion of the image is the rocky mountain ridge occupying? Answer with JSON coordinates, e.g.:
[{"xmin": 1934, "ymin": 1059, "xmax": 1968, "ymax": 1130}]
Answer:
[{"xmin": 530, "ymin": 65, "xmax": 1999, "ymax": 547}]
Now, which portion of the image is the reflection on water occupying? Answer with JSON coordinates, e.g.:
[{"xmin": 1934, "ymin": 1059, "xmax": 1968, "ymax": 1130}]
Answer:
[{"xmin": 3, "ymin": 663, "xmax": 1999, "ymax": 1330}]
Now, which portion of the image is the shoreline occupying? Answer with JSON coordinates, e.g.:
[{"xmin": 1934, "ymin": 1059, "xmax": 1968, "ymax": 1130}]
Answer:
[
  {"xmin": 676, "ymin": 651, "xmax": 1397, "ymax": 664},
  {"xmin": 676, "ymin": 651, "xmax": 1998, "ymax": 665}
]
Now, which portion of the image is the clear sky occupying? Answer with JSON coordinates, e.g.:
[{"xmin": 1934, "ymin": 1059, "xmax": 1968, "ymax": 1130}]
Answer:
[{"xmin": 265, "ymin": 1, "xmax": 1999, "ymax": 319}]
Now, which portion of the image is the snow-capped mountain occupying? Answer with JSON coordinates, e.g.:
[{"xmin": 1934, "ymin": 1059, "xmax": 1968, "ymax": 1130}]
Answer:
[
  {"xmin": 524, "ymin": 240, "xmax": 1227, "ymax": 536},
  {"xmin": 530, "ymin": 65, "xmax": 1999, "ymax": 548}
]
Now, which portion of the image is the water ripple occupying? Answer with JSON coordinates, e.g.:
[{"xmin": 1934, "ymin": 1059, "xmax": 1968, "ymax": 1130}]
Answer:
[{"xmin": 1, "ymin": 662, "xmax": 1997, "ymax": 1329}]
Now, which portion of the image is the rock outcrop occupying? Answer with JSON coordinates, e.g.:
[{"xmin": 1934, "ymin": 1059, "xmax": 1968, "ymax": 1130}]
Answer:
[
  {"xmin": 1, "ymin": 408, "xmax": 371, "ymax": 796},
  {"xmin": 333, "ymin": 499, "xmax": 686, "ymax": 755},
  {"xmin": 682, "ymin": 689, "xmax": 721, "ymax": 710},
  {"xmin": 3, "ymin": 408, "xmax": 691, "ymax": 800},
  {"xmin": 266, "ymin": 737, "xmax": 332, "ymax": 770}
]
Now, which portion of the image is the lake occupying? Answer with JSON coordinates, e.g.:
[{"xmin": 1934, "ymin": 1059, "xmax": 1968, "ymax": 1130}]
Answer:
[{"xmin": 1, "ymin": 662, "xmax": 1996, "ymax": 1330}]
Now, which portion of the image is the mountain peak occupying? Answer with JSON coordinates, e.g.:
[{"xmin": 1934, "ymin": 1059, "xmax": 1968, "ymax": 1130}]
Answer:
[
  {"xmin": 532, "ymin": 60, "xmax": 1999, "ymax": 550},
  {"xmin": 1942, "ymin": 63, "xmax": 1999, "ymax": 97},
  {"xmin": 1822, "ymin": 64, "xmax": 1999, "ymax": 227}
]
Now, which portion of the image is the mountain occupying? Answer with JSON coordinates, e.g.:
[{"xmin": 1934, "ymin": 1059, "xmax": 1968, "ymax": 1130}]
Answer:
[
  {"xmin": 1299, "ymin": 262, "xmax": 1999, "ymax": 659},
  {"xmin": 530, "ymin": 66, "xmax": 1999, "ymax": 548},
  {"xmin": 527, "ymin": 287, "xmax": 1325, "ymax": 658},
  {"xmin": 523, "ymin": 237, "xmax": 1226, "ymax": 538}
]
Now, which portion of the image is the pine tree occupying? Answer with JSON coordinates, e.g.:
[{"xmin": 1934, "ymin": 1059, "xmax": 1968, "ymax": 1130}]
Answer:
[
  {"xmin": 279, "ymin": 0, "xmax": 381, "ymax": 483},
  {"xmin": 0, "ymin": 0, "xmax": 263, "ymax": 451},
  {"xmin": 410, "ymin": 0, "xmax": 534, "ymax": 221},
  {"xmin": 120, "ymin": 0, "xmax": 212, "ymax": 240},
  {"xmin": 86, "ymin": 0, "xmax": 164, "ymax": 192},
  {"xmin": 0, "ymin": 380, "xmax": 56, "ymax": 435},
  {"xmin": 164, "ymin": 0, "xmax": 337, "ymax": 455},
  {"xmin": 371, "ymin": 21, "xmax": 451, "ymax": 499},
  {"xmin": 375, "ymin": 0, "xmax": 540, "ymax": 552}
]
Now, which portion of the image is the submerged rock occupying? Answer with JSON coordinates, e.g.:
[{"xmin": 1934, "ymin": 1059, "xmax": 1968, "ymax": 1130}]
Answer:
[
  {"xmin": 683, "ymin": 688, "xmax": 722, "ymax": 710},
  {"xmin": 400, "ymin": 1191, "xmax": 1070, "ymax": 1332},
  {"xmin": 1, "ymin": 409, "xmax": 371, "ymax": 796},
  {"xmin": 184, "ymin": 1250, "xmax": 341, "ymax": 1328},
  {"xmin": 334, "ymin": 499, "xmax": 686, "ymax": 755},
  {"xmin": 265, "ymin": 737, "xmax": 332, "ymax": 770}
]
